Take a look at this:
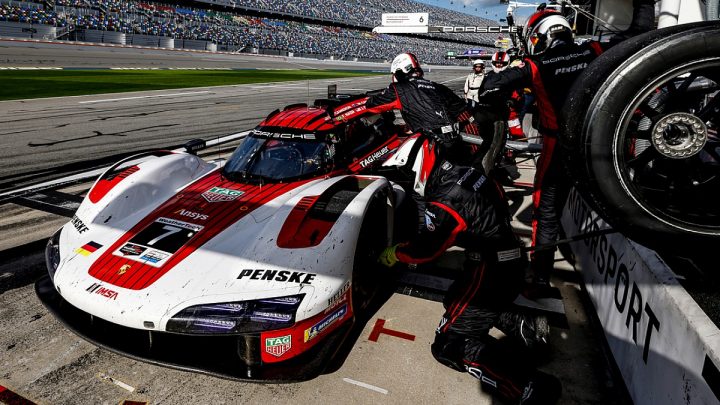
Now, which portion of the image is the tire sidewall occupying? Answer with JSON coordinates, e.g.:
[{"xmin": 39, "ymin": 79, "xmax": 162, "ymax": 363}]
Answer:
[{"xmin": 584, "ymin": 23, "xmax": 720, "ymax": 241}]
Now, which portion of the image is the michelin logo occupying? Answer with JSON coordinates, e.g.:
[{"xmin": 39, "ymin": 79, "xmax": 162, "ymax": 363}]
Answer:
[{"xmin": 304, "ymin": 304, "xmax": 347, "ymax": 342}]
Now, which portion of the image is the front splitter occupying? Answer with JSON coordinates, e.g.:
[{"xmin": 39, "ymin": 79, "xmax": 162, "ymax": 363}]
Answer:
[{"xmin": 35, "ymin": 275, "xmax": 353, "ymax": 382}]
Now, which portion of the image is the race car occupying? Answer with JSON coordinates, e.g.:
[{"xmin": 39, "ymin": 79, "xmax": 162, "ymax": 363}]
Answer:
[{"xmin": 36, "ymin": 96, "xmax": 409, "ymax": 381}]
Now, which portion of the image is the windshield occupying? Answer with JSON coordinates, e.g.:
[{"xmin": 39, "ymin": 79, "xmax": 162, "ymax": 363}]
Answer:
[{"xmin": 223, "ymin": 135, "xmax": 332, "ymax": 182}]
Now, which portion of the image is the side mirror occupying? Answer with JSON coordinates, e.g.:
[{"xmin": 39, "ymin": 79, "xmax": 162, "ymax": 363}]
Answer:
[{"xmin": 184, "ymin": 139, "xmax": 206, "ymax": 155}]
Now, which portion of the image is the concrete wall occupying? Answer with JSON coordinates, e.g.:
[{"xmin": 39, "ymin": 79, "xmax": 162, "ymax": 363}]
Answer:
[
  {"xmin": 173, "ymin": 39, "xmax": 216, "ymax": 51},
  {"xmin": 561, "ymin": 187, "xmax": 720, "ymax": 405},
  {"xmin": 0, "ymin": 21, "xmax": 57, "ymax": 40},
  {"xmin": 82, "ymin": 29, "xmax": 125, "ymax": 45},
  {"xmin": 128, "ymin": 34, "xmax": 174, "ymax": 48}
]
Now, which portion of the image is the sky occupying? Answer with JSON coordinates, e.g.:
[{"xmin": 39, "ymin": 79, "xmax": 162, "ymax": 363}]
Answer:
[{"xmin": 415, "ymin": 0, "xmax": 540, "ymax": 24}]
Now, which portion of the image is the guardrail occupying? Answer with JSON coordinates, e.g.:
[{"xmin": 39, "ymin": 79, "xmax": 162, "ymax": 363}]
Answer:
[{"xmin": 0, "ymin": 130, "xmax": 250, "ymax": 201}]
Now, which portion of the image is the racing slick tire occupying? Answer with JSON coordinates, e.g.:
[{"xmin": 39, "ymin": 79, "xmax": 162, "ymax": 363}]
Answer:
[{"xmin": 561, "ymin": 21, "xmax": 720, "ymax": 251}]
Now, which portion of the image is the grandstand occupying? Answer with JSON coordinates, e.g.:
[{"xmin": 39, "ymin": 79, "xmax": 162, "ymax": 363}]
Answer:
[{"xmin": 0, "ymin": 0, "xmax": 498, "ymax": 64}]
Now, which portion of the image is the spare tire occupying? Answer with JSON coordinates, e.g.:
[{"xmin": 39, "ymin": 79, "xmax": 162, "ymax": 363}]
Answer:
[{"xmin": 561, "ymin": 21, "xmax": 720, "ymax": 251}]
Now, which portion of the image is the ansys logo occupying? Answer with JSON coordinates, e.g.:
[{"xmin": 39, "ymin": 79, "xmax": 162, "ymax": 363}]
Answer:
[
  {"xmin": 265, "ymin": 335, "xmax": 292, "ymax": 357},
  {"xmin": 201, "ymin": 186, "xmax": 244, "ymax": 203}
]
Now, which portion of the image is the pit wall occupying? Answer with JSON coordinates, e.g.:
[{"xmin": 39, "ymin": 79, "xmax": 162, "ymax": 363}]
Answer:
[{"xmin": 561, "ymin": 187, "xmax": 720, "ymax": 405}]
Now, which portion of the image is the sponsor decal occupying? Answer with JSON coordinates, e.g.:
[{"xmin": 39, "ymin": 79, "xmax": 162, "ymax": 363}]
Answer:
[
  {"xmin": 304, "ymin": 304, "xmax": 347, "ymax": 342},
  {"xmin": 155, "ymin": 217, "xmax": 203, "ymax": 233},
  {"xmin": 335, "ymin": 105, "xmax": 367, "ymax": 121},
  {"xmin": 472, "ymin": 175, "xmax": 487, "ymax": 191},
  {"xmin": 70, "ymin": 215, "xmax": 89, "ymax": 234},
  {"xmin": 359, "ymin": 146, "xmax": 390, "ymax": 168},
  {"xmin": 327, "ymin": 281, "xmax": 351, "ymax": 309},
  {"xmin": 252, "ymin": 130, "xmax": 316, "ymax": 140},
  {"xmin": 237, "ymin": 269, "xmax": 317, "ymax": 284},
  {"xmin": 119, "ymin": 243, "xmax": 146, "ymax": 256},
  {"xmin": 434, "ymin": 25, "xmax": 517, "ymax": 34},
  {"xmin": 554, "ymin": 62, "xmax": 588, "ymax": 75},
  {"xmin": 466, "ymin": 366, "xmax": 498, "ymax": 388},
  {"xmin": 86, "ymin": 282, "xmax": 119, "ymax": 300},
  {"xmin": 565, "ymin": 189, "xmax": 661, "ymax": 364},
  {"xmin": 425, "ymin": 212, "xmax": 436, "ymax": 231},
  {"xmin": 174, "ymin": 209, "xmax": 209, "ymax": 221},
  {"xmin": 117, "ymin": 264, "xmax": 131, "ymax": 275},
  {"xmin": 540, "ymin": 50, "xmax": 592, "ymax": 64},
  {"xmin": 456, "ymin": 167, "xmax": 475, "ymax": 185},
  {"xmin": 497, "ymin": 248, "xmax": 521, "ymax": 262},
  {"xmin": 75, "ymin": 241, "xmax": 102, "ymax": 257},
  {"xmin": 202, "ymin": 186, "xmax": 245, "ymax": 203},
  {"xmin": 436, "ymin": 316, "xmax": 448, "ymax": 333},
  {"xmin": 441, "ymin": 161, "xmax": 453, "ymax": 171},
  {"xmin": 114, "ymin": 217, "xmax": 204, "ymax": 267},
  {"xmin": 265, "ymin": 335, "xmax": 292, "ymax": 358},
  {"xmin": 140, "ymin": 250, "xmax": 170, "ymax": 264},
  {"xmin": 334, "ymin": 99, "xmax": 368, "ymax": 115}
]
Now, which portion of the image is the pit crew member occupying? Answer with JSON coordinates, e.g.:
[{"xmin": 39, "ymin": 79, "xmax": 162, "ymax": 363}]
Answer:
[{"xmin": 480, "ymin": 0, "xmax": 655, "ymax": 288}]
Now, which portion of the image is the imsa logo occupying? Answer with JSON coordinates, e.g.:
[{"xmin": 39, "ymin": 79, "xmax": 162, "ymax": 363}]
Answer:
[
  {"xmin": 265, "ymin": 335, "xmax": 292, "ymax": 357},
  {"xmin": 86, "ymin": 283, "xmax": 119, "ymax": 300}
]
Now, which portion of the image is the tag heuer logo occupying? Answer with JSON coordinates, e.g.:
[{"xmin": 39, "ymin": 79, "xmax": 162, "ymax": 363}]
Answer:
[
  {"xmin": 201, "ymin": 187, "xmax": 244, "ymax": 203},
  {"xmin": 265, "ymin": 335, "xmax": 292, "ymax": 357}
]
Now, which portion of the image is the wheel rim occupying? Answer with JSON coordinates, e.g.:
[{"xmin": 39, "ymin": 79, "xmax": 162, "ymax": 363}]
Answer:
[{"xmin": 614, "ymin": 59, "xmax": 720, "ymax": 231}]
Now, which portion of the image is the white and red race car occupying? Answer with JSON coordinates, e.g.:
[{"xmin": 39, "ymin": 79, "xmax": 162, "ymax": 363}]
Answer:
[{"xmin": 37, "ymin": 96, "xmax": 410, "ymax": 381}]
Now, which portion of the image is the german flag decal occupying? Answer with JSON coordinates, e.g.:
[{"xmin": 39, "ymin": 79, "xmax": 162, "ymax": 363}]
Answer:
[{"xmin": 76, "ymin": 241, "xmax": 103, "ymax": 257}]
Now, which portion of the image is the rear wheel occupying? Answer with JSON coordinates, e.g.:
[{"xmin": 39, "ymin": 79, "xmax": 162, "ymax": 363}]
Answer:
[{"xmin": 562, "ymin": 22, "xmax": 720, "ymax": 251}]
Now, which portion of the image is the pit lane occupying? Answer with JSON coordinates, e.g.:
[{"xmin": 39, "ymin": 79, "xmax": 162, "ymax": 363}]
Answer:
[{"xmin": 0, "ymin": 43, "xmax": 630, "ymax": 404}]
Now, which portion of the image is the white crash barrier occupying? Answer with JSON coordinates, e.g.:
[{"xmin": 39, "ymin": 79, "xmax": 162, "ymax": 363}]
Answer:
[{"xmin": 561, "ymin": 187, "xmax": 720, "ymax": 405}]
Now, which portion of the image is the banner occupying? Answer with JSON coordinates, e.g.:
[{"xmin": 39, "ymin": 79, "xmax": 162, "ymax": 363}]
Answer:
[{"xmin": 381, "ymin": 13, "xmax": 429, "ymax": 27}]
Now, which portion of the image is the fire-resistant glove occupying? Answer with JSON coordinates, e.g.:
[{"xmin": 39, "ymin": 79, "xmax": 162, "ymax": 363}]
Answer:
[{"xmin": 378, "ymin": 245, "xmax": 399, "ymax": 267}]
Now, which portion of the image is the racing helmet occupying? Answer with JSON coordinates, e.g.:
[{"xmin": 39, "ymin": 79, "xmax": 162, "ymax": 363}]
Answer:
[
  {"xmin": 524, "ymin": 9, "xmax": 573, "ymax": 55},
  {"xmin": 391, "ymin": 52, "xmax": 423, "ymax": 82},
  {"xmin": 491, "ymin": 51, "xmax": 510, "ymax": 73}
]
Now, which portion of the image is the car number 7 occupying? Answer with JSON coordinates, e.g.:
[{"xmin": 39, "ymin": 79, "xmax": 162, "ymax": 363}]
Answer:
[{"xmin": 147, "ymin": 225, "xmax": 182, "ymax": 246}]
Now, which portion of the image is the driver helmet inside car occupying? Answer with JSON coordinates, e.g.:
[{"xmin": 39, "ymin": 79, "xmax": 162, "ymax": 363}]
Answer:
[
  {"xmin": 391, "ymin": 52, "xmax": 424, "ymax": 82},
  {"xmin": 491, "ymin": 51, "xmax": 510, "ymax": 73},
  {"xmin": 524, "ymin": 9, "xmax": 573, "ymax": 55}
]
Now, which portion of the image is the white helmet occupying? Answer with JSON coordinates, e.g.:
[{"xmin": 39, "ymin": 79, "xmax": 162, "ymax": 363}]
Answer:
[
  {"xmin": 525, "ymin": 10, "xmax": 573, "ymax": 55},
  {"xmin": 491, "ymin": 51, "xmax": 510, "ymax": 73},
  {"xmin": 391, "ymin": 52, "xmax": 423, "ymax": 82},
  {"xmin": 472, "ymin": 59, "xmax": 485, "ymax": 68}
]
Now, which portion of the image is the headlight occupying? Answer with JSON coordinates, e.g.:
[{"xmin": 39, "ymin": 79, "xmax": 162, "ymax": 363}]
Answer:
[
  {"xmin": 45, "ymin": 228, "xmax": 62, "ymax": 282},
  {"xmin": 166, "ymin": 294, "xmax": 304, "ymax": 334}
]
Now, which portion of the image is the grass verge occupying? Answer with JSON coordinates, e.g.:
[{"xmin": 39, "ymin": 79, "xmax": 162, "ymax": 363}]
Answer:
[{"xmin": 0, "ymin": 69, "xmax": 384, "ymax": 101}]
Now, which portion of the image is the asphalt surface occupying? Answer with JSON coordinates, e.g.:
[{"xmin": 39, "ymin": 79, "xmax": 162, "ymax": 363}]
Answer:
[
  {"xmin": 0, "ymin": 40, "xmax": 469, "ymax": 191},
  {"xmin": 0, "ymin": 40, "xmax": 631, "ymax": 404}
]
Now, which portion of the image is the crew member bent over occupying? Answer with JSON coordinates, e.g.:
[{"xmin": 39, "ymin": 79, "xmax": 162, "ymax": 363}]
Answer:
[{"xmin": 378, "ymin": 135, "xmax": 559, "ymax": 404}]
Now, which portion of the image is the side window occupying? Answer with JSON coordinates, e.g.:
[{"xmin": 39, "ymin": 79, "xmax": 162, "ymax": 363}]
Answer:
[{"xmin": 346, "ymin": 114, "xmax": 390, "ymax": 157}]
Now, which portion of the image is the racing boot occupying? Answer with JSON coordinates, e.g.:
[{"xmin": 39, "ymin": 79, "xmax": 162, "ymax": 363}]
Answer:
[
  {"xmin": 524, "ymin": 250, "xmax": 555, "ymax": 299},
  {"xmin": 520, "ymin": 370, "xmax": 562, "ymax": 404},
  {"xmin": 463, "ymin": 337, "xmax": 559, "ymax": 404},
  {"xmin": 497, "ymin": 310, "xmax": 550, "ymax": 351}
]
